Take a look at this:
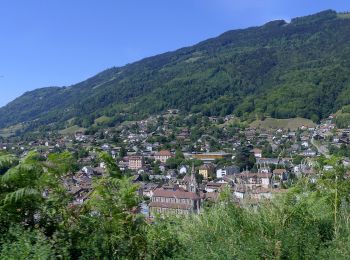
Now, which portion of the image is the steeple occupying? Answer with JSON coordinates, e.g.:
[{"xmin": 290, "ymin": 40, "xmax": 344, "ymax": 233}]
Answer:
[{"xmin": 189, "ymin": 162, "xmax": 198, "ymax": 193}]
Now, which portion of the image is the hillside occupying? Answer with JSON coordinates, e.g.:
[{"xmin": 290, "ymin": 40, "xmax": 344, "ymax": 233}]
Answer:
[{"xmin": 1, "ymin": 10, "xmax": 350, "ymax": 135}]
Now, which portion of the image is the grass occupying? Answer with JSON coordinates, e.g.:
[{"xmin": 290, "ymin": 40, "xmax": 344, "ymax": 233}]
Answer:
[
  {"xmin": 184, "ymin": 56, "xmax": 202, "ymax": 63},
  {"xmin": 59, "ymin": 125, "xmax": 86, "ymax": 135},
  {"xmin": 94, "ymin": 116, "xmax": 113, "ymax": 125},
  {"xmin": 250, "ymin": 117, "xmax": 316, "ymax": 130}
]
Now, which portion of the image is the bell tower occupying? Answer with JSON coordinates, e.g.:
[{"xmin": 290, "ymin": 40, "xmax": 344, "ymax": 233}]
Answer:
[{"xmin": 189, "ymin": 163, "xmax": 198, "ymax": 193}]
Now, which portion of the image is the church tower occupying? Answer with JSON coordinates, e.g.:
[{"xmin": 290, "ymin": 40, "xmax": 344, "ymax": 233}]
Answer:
[{"xmin": 189, "ymin": 163, "xmax": 198, "ymax": 193}]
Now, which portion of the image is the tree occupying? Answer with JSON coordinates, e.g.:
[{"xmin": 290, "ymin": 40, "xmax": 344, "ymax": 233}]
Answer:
[
  {"xmin": 67, "ymin": 154, "xmax": 147, "ymax": 258},
  {"xmin": 175, "ymin": 149, "xmax": 185, "ymax": 160},
  {"xmin": 119, "ymin": 146, "xmax": 127, "ymax": 158},
  {"xmin": 262, "ymin": 144, "xmax": 273, "ymax": 158},
  {"xmin": 235, "ymin": 146, "xmax": 256, "ymax": 170},
  {"xmin": 0, "ymin": 151, "xmax": 72, "ymax": 239},
  {"xmin": 0, "ymin": 153, "xmax": 18, "ymax": 175},
  {"xmin": 153, "ymin": 160, "xmax": 162, "ymax": 174}
]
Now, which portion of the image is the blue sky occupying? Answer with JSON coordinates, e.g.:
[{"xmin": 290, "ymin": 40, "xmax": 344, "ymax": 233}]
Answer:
[{"xmin": 0, "ymin": 0, "xmax": 348, "ymax": 107}]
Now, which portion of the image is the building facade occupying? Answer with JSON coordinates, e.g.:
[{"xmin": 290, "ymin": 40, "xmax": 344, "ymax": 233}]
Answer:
[
  {"xmin": 198, "ymin": 164, "xmax": 215, "ymax": 179},
  {"xmin": 154, "ymin": 150, "xmax": 173, "ymax": 163},
  {"xmin": 128, "ymin": 156, "xmax": 144, "ymax": 170},
  {"xmin": 149, "ymin": 186, "xmax": 201, "ymax": 217}
]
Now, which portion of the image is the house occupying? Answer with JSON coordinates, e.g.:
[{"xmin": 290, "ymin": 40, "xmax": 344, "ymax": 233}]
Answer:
[
  {"xmin": 82, "ymin": 166, "xmax": 94, "ymax": 176},
  {"xmin": 258, "ymin": 167, "xmax": 270, "ymax": 174},
  {"xmin": 291, "ymin": 144, "xmax": 300, "ymax": 152},
  {"xmin": 205, "ymin": 182, "xmax": 227, "ymax": 193},
  {"xmin": 216, "ymin": 166, "xmax": 240, "ymax": 178},
  {"xmin": 302, "ymin": 149, "xmax": 317, "ymax": 157},
  {"xmin": 128, "ymin": 156, "xmax": 144, "ymax": 170},
  {"xmin": 256, "ymin": 158, "xmax": 280, "ymax": 165},
  {"xmin": 343, "ymin": 158, "xmax": 350, "ymax": 167},
  {"xmin": 118, "ymin": 161, "xmax": 129, "ymax": 171},
  {"xmin": 198, "ymin": 164, "xmax": 216, "ymax": 179},
  {"xmin": 140, "ymin": 182, "xmax": 159, "ymax": 198},
  {"xmin": 178, "ymin": 174, "xmax": 194, "ymax": 191},
  {"xmin": 233, "ymin": 185, "xmax": 248, "ymax": 199},
  {"xmin": 179, "ymin": 165, "xmax": 189, "ymax": 174},
  {"xmin": 250, "ymin": 187, "xmax": 272, "ymax": 200},
  {"xmin": 149, "ymin": 175, "xmax": 168, "ymax": 181},
  {"xmin": 251, "ymin": 148, "xmax": 262, "ymax": 158},
  {"xmin": 272, "ymin": 168, "xmax": 288, "ymax": 181},
  {"xmin": 154, "ymin": 150, "xmax": 173, "ymax": 163},
  {"xmin": 177, "ymin": 130, "xmax": 190, "ymax": 140},
  {"xmin": 301, "ymin": 141, "xmax": 309, "ymax": 148},
  {"xmin": 235, "ymin": 172, "xmax": 272, "ymax": 189}
]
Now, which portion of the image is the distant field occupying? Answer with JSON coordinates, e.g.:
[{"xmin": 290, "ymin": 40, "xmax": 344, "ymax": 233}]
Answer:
[
  {"xmin": 219, "ymin": 117, "xmax": 248, "ymax": 128},
  {"xmin": 94, "ymin": 116, "xmax": 112, "ymax": 124},
  {"xmin": 0, "ymin": 124, "xmax": 23, "ymax": 137},
  {"xmin": 250, "ymin": 117, "xmax": 316, "ymax": 130},
  {"xmin": 59, "ymin": 125, "xmax": 86, "ymax": 135},
  {"xmin": 338, "ymin": 13, "xmax": 350, "ymax": 19}
]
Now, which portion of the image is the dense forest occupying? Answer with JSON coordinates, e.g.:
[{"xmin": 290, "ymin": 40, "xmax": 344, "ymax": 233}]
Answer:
[
  {"xmin": 0, "ymin": 151, "xmax": 350, "ymax": 259},
  {"xmin": 1, "ymin": 10, "xmax": 350, "ymax": 135}
]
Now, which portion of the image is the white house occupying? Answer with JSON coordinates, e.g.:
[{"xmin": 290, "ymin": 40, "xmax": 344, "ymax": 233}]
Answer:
[
  {"xmin": 251, "ymin": 148, "xmax": 262, "ymax": 158},
  {"xmin": 216, "ymin": 166, "xmax": 240, "ymax": 178},
  {"xmin": 179, "ymin": 165, "xmax": 188, "ymax": 174}
]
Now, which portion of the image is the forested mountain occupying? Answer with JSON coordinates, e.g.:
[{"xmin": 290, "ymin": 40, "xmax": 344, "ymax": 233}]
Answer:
[{"xmin": 1, "ymin": 10, "xmax": 350, "ymax": 133}]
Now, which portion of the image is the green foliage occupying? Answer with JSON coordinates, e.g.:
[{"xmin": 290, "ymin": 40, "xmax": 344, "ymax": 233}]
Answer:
[
  {"xmin": 235, "ymin": 145, "xmax": 256, "ymax": 170},
  {"xmin": 0, "ymin": 226, "xmax": 56, "ymax": 259},
  {"xmin": 69, "ymin": 177, "xmax": 145, "ymax": 259},
  {"xmin": 145, "ymin": 219, "xmax": 181, "ymax": 259},
  {"xmin": 99, "ymin": 152, "xmax": 122, "ymax": 178},
  {"xmin": 0, "ymin": 153, "xmax": 18, "ymax": 174},
  {"xmin": 335, "ymin": 112, "xmax": 350, "ymax": 128},
  {"xmin": 293, "ymin": 154, "xmax": 304, "ymax": 165},
  {"xmin": 158, "ymin": 156, "xmax": 350, "ymax": 259},
  {"xmin": 262, "ymin": 143, "xmax": 274, "ymax": 157},
  {"xmin": 329, "ymin": 144, "xmax": 350, "ymax": 157},
  {"xmin": 1, "ymin": 151, "xmax": 350, "ymax": 258}
]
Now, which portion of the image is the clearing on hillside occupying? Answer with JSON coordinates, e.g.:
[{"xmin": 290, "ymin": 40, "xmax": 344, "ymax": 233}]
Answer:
[
  {"xmin": 0, "ymin": 124, "xmax": 24, "ymax": 137},
  {"xmin": 250, "ymin": 117, "xmax": 316, "ymax": 130},
  {"xmin": 59, "ymin": 125, "xmax": 86, "ymax": 135}
]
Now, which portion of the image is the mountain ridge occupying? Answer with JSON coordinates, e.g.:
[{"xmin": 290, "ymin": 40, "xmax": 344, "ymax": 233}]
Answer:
[{"xmin": 1, "ymin": 9, "xmax": 350, "ymax": 135}]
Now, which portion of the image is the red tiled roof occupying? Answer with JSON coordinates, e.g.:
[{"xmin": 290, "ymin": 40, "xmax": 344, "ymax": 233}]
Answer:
[
  {"xmin": 153, "ymin": 188, "xmax": 200, "ymax": 200},
  {"xmin": 156, "ymin": 150, "xmax": 172, "ymax": 156},
  {"xmin": 129, "ymin": 156, "xmax": 143, "ymax": 160},
  {"xmin": 149, "ymin": 201, "xmax": 192, "ymax": 210},
  {"xmin": 206, "ymin": 182, "xmax": 226, "ymax": 188},
  {"xmin": 236, "ymin": 173, "xmax": 271, "ymax": 178}
]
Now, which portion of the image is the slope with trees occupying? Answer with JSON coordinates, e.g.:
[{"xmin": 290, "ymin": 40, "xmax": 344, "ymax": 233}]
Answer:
[{"xmin": 1, "ymin": 10, "xmax": 350, "ymax": 135}]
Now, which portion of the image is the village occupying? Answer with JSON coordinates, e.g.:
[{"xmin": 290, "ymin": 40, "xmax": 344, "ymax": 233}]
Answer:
[{"xmin": 0, "ymin": 111, "xmax": 348, "ymax": 218}]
